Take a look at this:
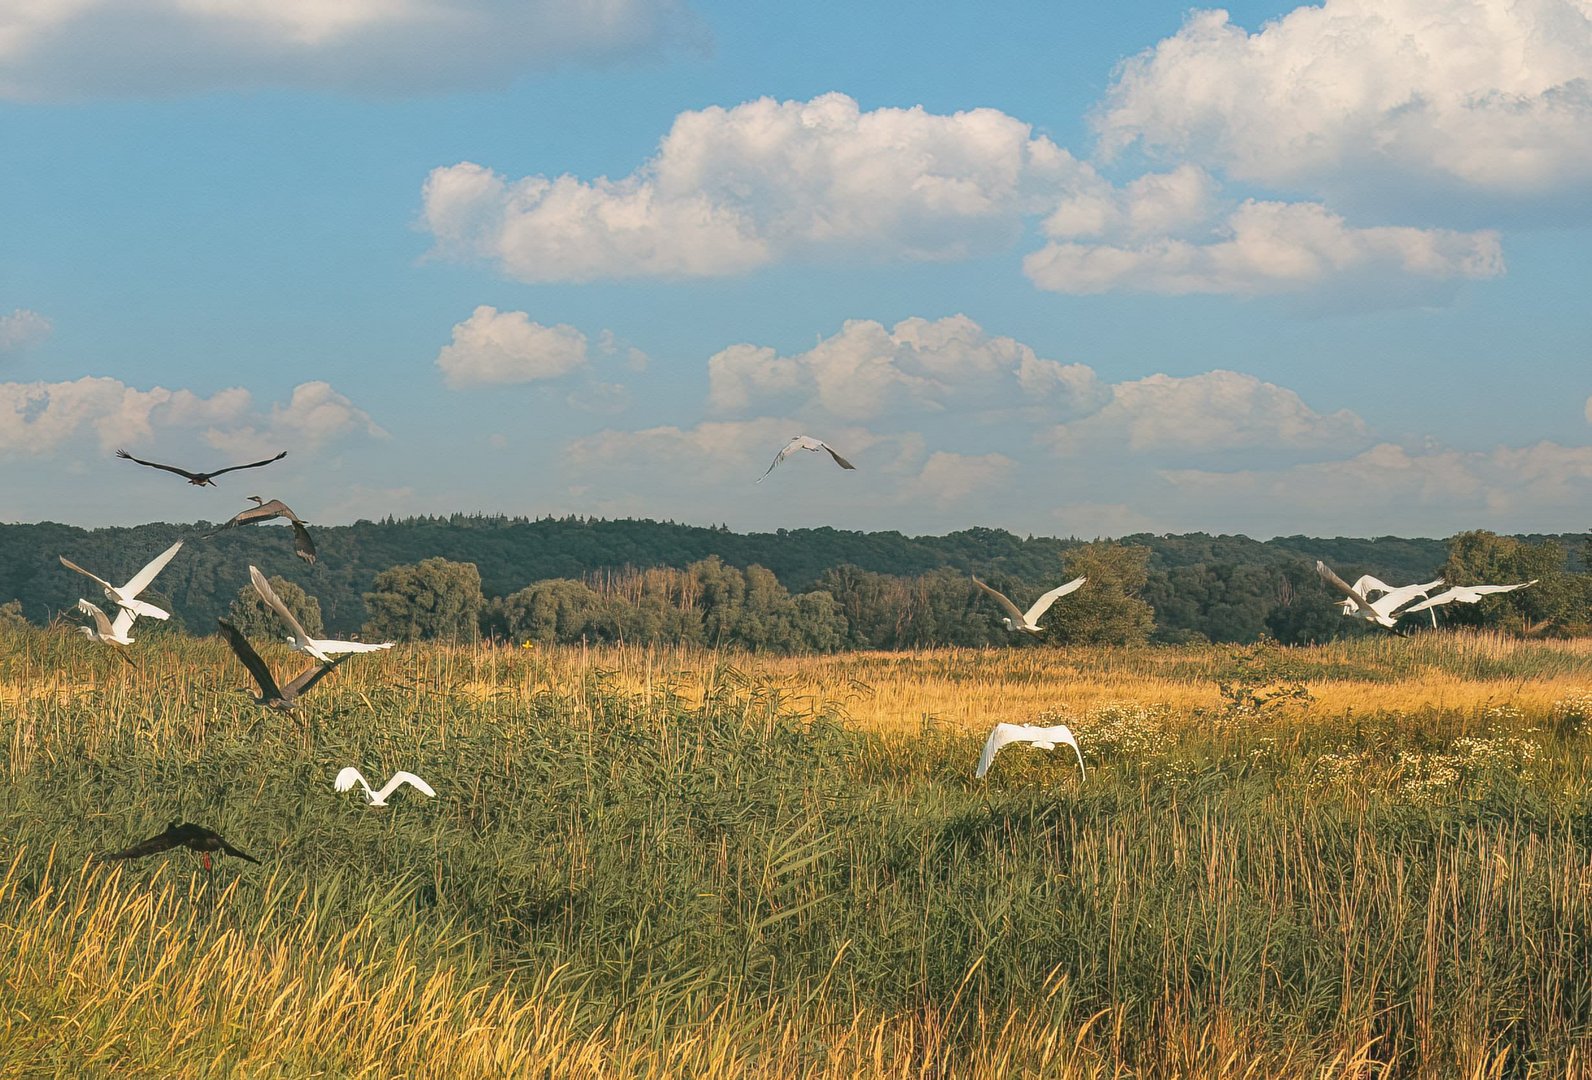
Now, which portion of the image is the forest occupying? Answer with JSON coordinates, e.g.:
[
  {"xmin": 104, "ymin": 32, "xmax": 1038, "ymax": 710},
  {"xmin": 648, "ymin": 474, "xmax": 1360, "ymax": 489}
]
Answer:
[{"xmin": 1, "ymin": 514, "xmax": 1586, "ymax": 649}]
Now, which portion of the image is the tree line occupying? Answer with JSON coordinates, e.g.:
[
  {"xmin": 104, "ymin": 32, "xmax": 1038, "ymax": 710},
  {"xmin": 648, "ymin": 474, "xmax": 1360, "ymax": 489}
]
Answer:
[{"xmin": 0, "ymin": 516, "xmax": 1586, "ymax": 649}]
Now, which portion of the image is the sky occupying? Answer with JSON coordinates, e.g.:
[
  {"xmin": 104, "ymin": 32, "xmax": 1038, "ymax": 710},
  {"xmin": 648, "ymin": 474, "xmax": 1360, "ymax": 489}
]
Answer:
[{"xmin": 2, "ymin": 0, "xmax": 1589, "ymax": 540}]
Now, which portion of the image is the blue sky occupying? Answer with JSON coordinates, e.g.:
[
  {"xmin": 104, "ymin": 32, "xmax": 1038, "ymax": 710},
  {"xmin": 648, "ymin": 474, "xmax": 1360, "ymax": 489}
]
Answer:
[{"xmin": 2, "ymin": 0, "xmax": 1589, "ymax": 539}]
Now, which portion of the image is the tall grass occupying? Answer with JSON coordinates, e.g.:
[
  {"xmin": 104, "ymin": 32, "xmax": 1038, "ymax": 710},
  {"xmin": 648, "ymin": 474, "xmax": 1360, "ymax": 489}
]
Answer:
[{"xmin": 1, "ymin": 627, "xmax": 1590, "ymax": 1076}]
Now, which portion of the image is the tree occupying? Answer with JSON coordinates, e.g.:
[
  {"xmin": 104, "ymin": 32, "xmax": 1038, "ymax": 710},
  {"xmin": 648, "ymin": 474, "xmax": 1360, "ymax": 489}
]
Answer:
[
  {"xmin": 488, "ymin": 579, "xmax": 603, "ymax": 645},
  {"xmin": 0, "ymin": 599, "xmax": 29, "ymax": 632},
  {"xmin": 1049, "ymin": 541, "xmax": 1154, "ymax": 646},
  {"xmin": 363, "ymin": 558, "xmax": 483, "ymax": 642},
  {"xmin": 227, "ymin": 576, "xmax": 322, "ymax": 639},
  {"xmin": 1438, "ymin": 531, "xmax": 1583, "ymax": 630}
]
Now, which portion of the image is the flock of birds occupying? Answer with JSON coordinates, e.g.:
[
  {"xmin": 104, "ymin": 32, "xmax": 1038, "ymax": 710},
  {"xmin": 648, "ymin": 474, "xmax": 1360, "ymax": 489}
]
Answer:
[{"xmin": 64, "ymin": 439, "xmax": 1538, "ymax": 870}]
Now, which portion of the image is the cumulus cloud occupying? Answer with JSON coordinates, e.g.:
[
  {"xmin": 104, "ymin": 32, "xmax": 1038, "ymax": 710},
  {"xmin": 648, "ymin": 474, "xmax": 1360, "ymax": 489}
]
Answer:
[
  {"xmin": 1159, "ymin": 440, "xmax": 1592, "ymax": 533},
  {"xmin": 707, "ymin": 315, "xmax": 1106, "ymax": 421},
  {"xmin": 437, "ymin": 306, "xmax": 590, "ymax": 388},
  {"xmin": 0, "ymin": 376, "xmax": 250, "ymax": 453},
  {"xmin": 0, "ymin": 0, "xmax": 699, "ymax": 100},
  {"xmin": 422, "ymin": 92, "xmax": 1089, "ymax": 281},
  {"xmin": 1047, "ymin": 370, "xmax": 1369, "ymax": 454},
  {"xmin": 1026, "ymin": 194, "xmax": 1503, "ymax": 296},
  {"xmin": 1094, "ymin": 0, "xmax": 1592, "ymax": 205},
  {"xmin": 898, "ymin": 451, "xmax": 1017, "ymax": 508},
  {"xmin": 0, "ymin": 309, "xmax": 51, "ymax": 354}
]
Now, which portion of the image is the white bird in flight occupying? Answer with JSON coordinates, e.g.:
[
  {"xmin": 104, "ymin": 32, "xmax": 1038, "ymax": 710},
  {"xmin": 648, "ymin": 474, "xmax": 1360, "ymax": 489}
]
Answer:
[
  {"xmin": 1316, "ymin": 561, "xmax": 1437, "ymax": 630},
  {"xmin": 59, "ymin": 540, "xmax": 183, "ymax": 621},
  {"xmin": 249, "ymin": 566, "xmax": 395, "ymax": 663},
  {"xmin": 971, "ymin": 575, "xmax": 1086, "ymax": 635},
  {"xmin": 975, "ymin": 722, "xmax": 1087, "ymax": 781},
  {"xmin": 756, "ymin": 435, "xmax": 856, "ymax": 482},
  {"xmin": 1336, "ymin": 572, "xmax": 1446, "ymax": 627},
  {"xmin": 1401, "ymin": 580, "xmax": 1537, "ymax": 615},
  {"xmin": 76, "ymin": 598, "xmax": 138, "ymax": 655},
  {"xmin": 335, "ymin": 767, "xmax": 436, "ymax": 807}
]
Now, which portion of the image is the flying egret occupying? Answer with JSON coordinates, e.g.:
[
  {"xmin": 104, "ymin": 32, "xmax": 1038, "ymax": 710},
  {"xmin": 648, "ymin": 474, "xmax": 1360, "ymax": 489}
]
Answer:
[
  {"xmin": 76, "ymin": 598, "xmax": 138, "ymax": 649},
  {"xmin": 975, "ymin": 722, "xmax": 1087, "ymax": 781},
  {"xmin": 249, "ymin": 566, "xmax": 394, "ymax": 662},
  {"xmin": 971, "ymin": 575, "xmax": 1086, "ymax": 635},
  {"xmin": 59, "ymin": 540, "xmax": 183, "ymax": 620},
  {"xmin": 1316, "ymin": 562, "xmax": 1437, "ymax": 630},
  {"xmin": 209, "ymin": 497, "xmax": 316, "ymax": 564},
  {"xmin": 756, "ymin": 436, "xmax": 855, "ymax": 482},
  {"xmin": 100, "ymin": 820, "xmax": 260, "ymax": 870},
  {"xmin": 217, "ymin": 619, "xmax": 345, "ymax": 711},
  {"xmin": 116, "ymin": 448, "xmax": 287, "ymax": 487},
  {"xmin": 335, "ymin": 767, "xmax": 436, "ymax": 807},
  {"xmin": 1334, "ymin": 572, "xmax": 1446, "ymax": 626},
  {"xmin": 1402, "ymin": 580, "xmax": 1537, "ymax": 614}
]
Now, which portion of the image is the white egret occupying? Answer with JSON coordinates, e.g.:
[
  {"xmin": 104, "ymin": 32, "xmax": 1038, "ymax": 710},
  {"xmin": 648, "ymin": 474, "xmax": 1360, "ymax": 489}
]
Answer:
[
  {"xmin": 756, "ymin": 435, "xmax": 855, "ymax": 482},
  {"xmin": 1402, "ymin": 580, "xmax": 1537, "ymax": 614},
  {"xmin": 971, "ymin": 575, "xmax": 1086, "ymax": 635},
  {"xmin": 1316, "ymin": 561, "xmax": 1438, "ymax": 630},
  {"xmin": 975, "ymin": 722, "xmax": 1087, "ymax": 781},
  {"xmin": 59, "ymin": 540, "xmax": 183, "ymax": 620},
  {"xmin": 76, "ymin": 598, "xmax": 138, "ymax": 652},
  {"xmin": 249, "ymin": 566, "xmax": 394, "ymax": 662},
  {"xmin": 335, "ymin": 767, "xmax": 436, "ymax": 807}
]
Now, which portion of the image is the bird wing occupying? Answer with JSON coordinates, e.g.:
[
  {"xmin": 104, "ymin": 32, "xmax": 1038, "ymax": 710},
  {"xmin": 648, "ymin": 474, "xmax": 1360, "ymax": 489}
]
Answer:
[
  {"xmin": 1022, "ymin": 576, "xmax": 1086, "ymax": 623},
  {"xmin": 217, "ymin": 619, "xmax": 281, "ymax": 700},
  {"xmin": 1036, "ymin": 723, "xmax": 1088, "ymax": 780},
  {"xmin": 214, "ymin": 502, "xmax": 280, "ymax": 530},
  {"xmin": 975, "ymin": 723, "xmax": 1031, "ymax": 778},
  {"xmin": 216, "ymin": 837, "xmax": 261, "ymax": 864},
  {"xmin": 101, "ymin": 828, "xmax": 181, "ymax": 860},
  {"xmin": 202, "ymin": 450, "xmax": 287, "ymax": 479},
  {"xmin": 755, "ymin": 438, "xmax": 801, "ymax": 483},
  {"xmin": 77, "ymin": 598, "xmax": 115, "ymax": 637},
  {"xmin": 819, "ymin": 442, "xmax": 856, "ymax": 470},
  {"xmin": 288, "ymin": 518, "xmax": 317, "ymax": 564},
  {"xmin": 1348, "ymin": 574, "xmax": 1394, "ymax": 598},
  {"xmin": 122, "ymin": 540, "xmax": 183, "ymax": 597},
  {"xmin": 313, "ymin": 639, "xmax": 393, "ymax": 654},
  {"xmin": 281, "ymin": 656, "xmax": 346, "ymax": 700},
  {"xmin": 334, "ymin": 766, "xmax": 368, "ymax": 794},
  {"xmin": 970, "ymin": 576, "xmax": 1027, "ymax": 624},
  {"xmin": 59, "ymin": 556, "xmax": 115, "ymax": 593},
  {"xmin": 110, "ymin": 605, "xmax": 137, "ymax": 638},
  {"xmin": 1316, "ymin": 561, "xmax": 1373, "ymax": 612},
  {"xmin": 1369, "ymin": 578, "xmax": 1444, "ymax": 619},
  {"xmin": 381, "ymin": 771, "xmax": 437, "ymax": 800},
  {"xmin": 249, "ymin": 565, "xmax": 312, "ymax": 642},
  {"xmin": 115, "ymin": 450, "xmax": 201, "ymax": 481}
]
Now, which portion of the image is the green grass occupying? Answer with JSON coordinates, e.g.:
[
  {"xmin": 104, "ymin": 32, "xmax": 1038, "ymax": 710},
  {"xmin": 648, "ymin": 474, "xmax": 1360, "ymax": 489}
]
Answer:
[{"xmin": 1, "ymin": 629, "xmax": 1590, "ymax": 1077}]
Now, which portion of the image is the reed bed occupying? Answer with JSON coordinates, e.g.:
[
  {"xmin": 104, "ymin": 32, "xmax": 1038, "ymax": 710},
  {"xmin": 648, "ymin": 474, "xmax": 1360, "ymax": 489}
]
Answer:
[{"xmin": 1, "ymin": 627, "xmax": 1590, "ymax": 1077}]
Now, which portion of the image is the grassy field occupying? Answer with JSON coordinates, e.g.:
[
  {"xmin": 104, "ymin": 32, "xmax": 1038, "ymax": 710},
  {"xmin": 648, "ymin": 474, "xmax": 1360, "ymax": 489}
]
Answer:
[{"xmin": 1, "ymin": 628, "xmax": 1590, "ymax": 1077}]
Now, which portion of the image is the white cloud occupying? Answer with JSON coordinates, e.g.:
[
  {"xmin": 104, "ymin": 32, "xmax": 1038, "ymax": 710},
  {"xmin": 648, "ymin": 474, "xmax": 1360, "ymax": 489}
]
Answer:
[
  {"xmin": 1585, "ymin": 394, "xmax": 1592, "ymax": 424},
  {"xmin": 1158, "ymin": 440, "xmax": 1592, "ymax": 533},
  {"xmin": 1094, "ymin": 0, "xmax": 1592, "ymax": 204},
  {"xmin": 202, "ymin": 381, "xmax": 385, "ymax": 457},
  {"xmin": 899, "ymin": 451, "xmax": 1016, "ymax": 508},
  {"xmin": 437, "ymin": 306, "xmax": 590, "ymax": 388},
  {"xmin": 0, "ymin": 0, "xmax": 699, "ymax": 100},
  {"xmin": 0, "ymin": 376, "xmax": 250, "ymax": 454},
  {"xmin": 1026, "ymin": 197, "xmax": 1503, "ymax": 296},
  {"xmin": 422, "ymin": 92, "xmax": 1089, "ymax": 282},
  {"xmin": 0, "ymin": 309, "xmax": 51, "ymax": 353},
  {"xmin": 707, "ymin": 315, "xmax": 1106, "ymax": 421},
  {"xmin": 1047, "ymin": 370, "xmax": 1368, "ymax": 454}
]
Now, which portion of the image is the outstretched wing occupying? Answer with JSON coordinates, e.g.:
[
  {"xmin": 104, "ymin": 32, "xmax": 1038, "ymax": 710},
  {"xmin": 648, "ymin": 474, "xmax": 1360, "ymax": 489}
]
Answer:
[
  {"xmin": 1369, "ymin": 578, "xmax": 1444, "ymax": 619},
  {"xmin": 217, "ymin": 619, "xmax": 281, "ymax": 700},
  {"xmin": 203, "ymin": 450, "xmax": 287, "ymax": 480},
  {"xmin": 77, "ymin": 598, "xmax": 115, "ymax": 637},
  {"xmin": 314, "ymin": 639, "xmax": 393, "ymax": 655},
  {"xmin": 388, "ymin": 771, "xmax": 437, "ymax": 798},
  {"xmin": 334, "ymin": 767, "xmax": 368, "ymax": 794},
  {"xmin": 1035, "ymin": 723, "xmax": 1087, "ymax": 781},
  {"xmin": 213, "ymin": 502, "xmax": 280, "ymax": 531},
  {"xmin": 216, "ymin": 837, "xmax": 261, "ymax": 864},
  {"xmin": 123, "ymin": 540, "xmax": 184, "ymax": 597},
  {"xmin": 975, "ymin": 723, "xmax": 1027, "ymax": 778},
  {"xmin": 101, "ymin": 829, "xmax": 180, "ymax": 860},
  {"xmin": 60, "ymin": 556, "xmax": 114, "ymax": 593},
  {"xmin": 281, "ymin": 655, "xmax": 347, "ymax": 700},
  {"xmin": 288, "ymin": 518, "xmax": 317, "ymax": 564},
  {"xmin": 970, "ymin": 576, "xmax": 1026, "ymax": 624},
  {"xmin": 249, "ymin": 565, "xmax": 312, "ymax": 642},
  {"xmin": 1316, "ymin": 561, "xmax": 1372, "ymax": 612},
  {"xmin": 115, "ymin": 449, "xmax": 201, "ymax": 482},
  {"xmin": 1022, "ymin": 576, "xmax": 1086, "ymax": 624},
  {"xmin": 819, "ymin": 442, "xmax": 856, "ymax": 470},
  {"xmin": 755, "ymin": 438, "xmax": 801, "ymax": 483}
]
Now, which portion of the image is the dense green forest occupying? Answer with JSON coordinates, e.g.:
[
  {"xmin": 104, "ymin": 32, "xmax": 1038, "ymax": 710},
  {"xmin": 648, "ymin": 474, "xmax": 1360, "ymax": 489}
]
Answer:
[{"xmin": 1, "ymin": 515, "xmax": 1585, "ymax": 648}]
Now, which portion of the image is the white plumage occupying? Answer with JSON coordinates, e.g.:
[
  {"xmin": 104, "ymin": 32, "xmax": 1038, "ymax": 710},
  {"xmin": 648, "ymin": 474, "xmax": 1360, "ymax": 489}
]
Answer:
[
  {"xmin": 756, "ymin": 435, "xmax": 856, "ymax": 482},
  {"xmin": 76, "ymin": 598, "xmax": 137, "ymax": 646},
  {"xmin": 1401, "ymin": 580, "xmax": 1537, "ymax": 614},
  {"xmin": 975, "ymin": 722, "xmax": 1087, "ymax": 781},
  {"xmin": 250, "ymin": 566, "xmax": 395, "ymax": 663},
  {"xmin": 971, "ymin": 575, "xmax": 1086, "ymax": 635},
  {"xmin": 335, "ymin": 767, "xmax": 436, "ymax": 807},
  {"xmin": 59, "ymin": 540, "xmax": 183, "ymax": 621}
]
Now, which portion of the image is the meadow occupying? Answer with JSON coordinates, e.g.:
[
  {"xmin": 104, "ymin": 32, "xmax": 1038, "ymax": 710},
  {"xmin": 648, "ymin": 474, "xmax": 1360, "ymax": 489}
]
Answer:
[{"xmin": 1, "ymin": 628, "xmax": 1590, "ymax": 1078}]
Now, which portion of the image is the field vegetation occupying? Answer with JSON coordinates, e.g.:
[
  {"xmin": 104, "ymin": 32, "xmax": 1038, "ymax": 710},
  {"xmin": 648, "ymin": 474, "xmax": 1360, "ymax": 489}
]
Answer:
[{"xmin": 1, "ymin": 627, "xmax": 1590, "ymax": 1077}]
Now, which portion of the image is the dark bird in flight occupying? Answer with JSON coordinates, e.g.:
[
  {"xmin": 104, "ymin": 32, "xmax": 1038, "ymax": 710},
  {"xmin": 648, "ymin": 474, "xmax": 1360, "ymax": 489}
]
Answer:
[
  {"xmin": 101, "ymin": 820, "xmax": 261, "ymax": 870},
  {"xmin": 208, "ymin": 496, "xmax": 317, "ymax": 564},
  {"xmin": 217, "ymin": 618, "xmax": 344, "ymax": 710},
  {"xmin": 116, "ymin": 448, "xmax": 287, "ymax": 487}
]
